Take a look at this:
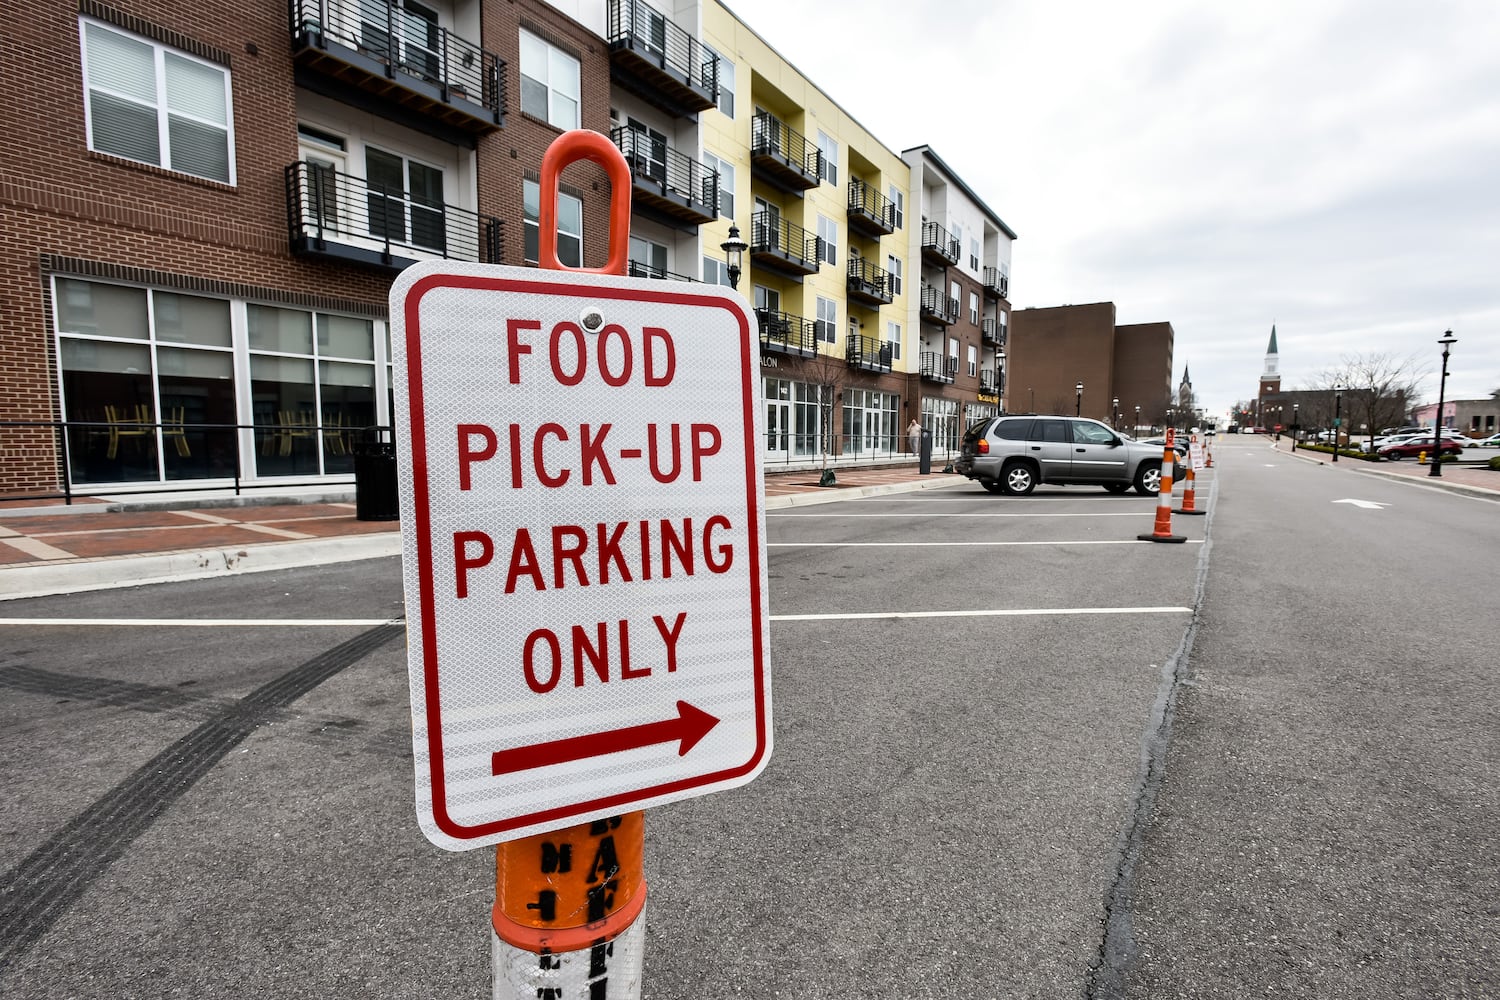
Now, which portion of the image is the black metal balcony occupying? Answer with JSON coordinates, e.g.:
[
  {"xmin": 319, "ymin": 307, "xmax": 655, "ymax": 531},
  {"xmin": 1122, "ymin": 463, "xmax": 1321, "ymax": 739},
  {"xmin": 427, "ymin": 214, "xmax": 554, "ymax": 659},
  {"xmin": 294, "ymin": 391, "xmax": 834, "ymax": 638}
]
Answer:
[
  {"xmin": 921, "ymin": 220, "xmax": 961, "ymax": 266},
  {"xmin": 846, "ymin": 256, "xmax": 894, "ymax": 306},
  {"xmin": 983, "ymin": 265, "xmax": 1009, "ymax": 299},
  {"xmin": 846, "ymin": 179, "xmax": 896, "ymax": 238},
  {"xmin": 920, "ymin": 351, "xmax": 957, "ymax": 384},
  {"xmin": 606, "ymin": 0, "xmax": 718, "ymax": 117},
  {"xmin": 286, "ymin": 161, "xmax": 500, "ymax": 269},
  {"xmin": 612, "ymin": 127, "xmax": 717, "ymax": 226},
  {"xmin": 846, "ymin": 335, "xmax": 893, "ymax": 373},
  {"xmin": 750, "ymin": 212, "xmax": 821, "ymax": 277},
  {"xmin": 289, "ymin": 0, "xmax": 504, "ymax": 141},
  {"xmin": 757, "ymin": 308, "xmax": 818, "ymax": 357},
  {"xmin": 919, "ymin": 283, "xmax": 958, "ymax": 325},
  {"xmin": 982, "ymin": 317, "xmax": 1007, "ymax": 347},
  {"xmin": 751, "ymin": 111, "xmax": 822, "ymax": 194},
  {"xmin": 627, "ymin": 260, "xmax": 697, "ymax": 282},
  {"xmin": 979, "ymin": 369, "xmax": 1003, "ymax": 395}
]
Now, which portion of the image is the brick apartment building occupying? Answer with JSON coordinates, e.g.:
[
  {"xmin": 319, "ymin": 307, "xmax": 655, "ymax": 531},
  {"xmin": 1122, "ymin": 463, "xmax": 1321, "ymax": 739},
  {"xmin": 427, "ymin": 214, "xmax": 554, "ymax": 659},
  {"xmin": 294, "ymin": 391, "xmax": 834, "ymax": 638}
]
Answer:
[
  {"xmin": 1007, "ymin": 303, "xmax": 1174, "ymax": 431},
  {"xmin": 2, "ymin": 0, "xmax": 1022, "ymax": 496}
]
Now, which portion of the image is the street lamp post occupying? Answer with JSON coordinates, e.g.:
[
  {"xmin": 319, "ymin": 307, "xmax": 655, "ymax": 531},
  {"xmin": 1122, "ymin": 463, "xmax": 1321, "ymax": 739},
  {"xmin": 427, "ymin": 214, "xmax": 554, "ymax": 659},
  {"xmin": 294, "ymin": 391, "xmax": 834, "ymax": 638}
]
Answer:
[
  {"xmin": 1112, "ymin": 396, "xmax": 1119, "ymax": 428},
  {"xmin": 1134, "ymin": 404, "xmax": 1141, "ymax": 434},
  {"xmin": 1029, "ymin": 387, "xmax": 1035, "ymax": 411},
  {"xmin": 1075, "ymin": 381, "xmax": 1083, "ymax": 417},
  {"xmin": 719, "ymin": 223, "xmax": 747, "ymax": 291},
  {"xmin": 1292, "ymin": 403, "xmax": 1299, "ymax": 451},
  {"xmin": 997, "ymin": 349, "xmax": 1006, "ymax": 413},
  {"xmin": 1429, "ymin": 331, "xmax": 1457, "ymax": 478},
  {"xmin": 1332, "ymin": 384, "xmax": 1344, "ymax": 462}
]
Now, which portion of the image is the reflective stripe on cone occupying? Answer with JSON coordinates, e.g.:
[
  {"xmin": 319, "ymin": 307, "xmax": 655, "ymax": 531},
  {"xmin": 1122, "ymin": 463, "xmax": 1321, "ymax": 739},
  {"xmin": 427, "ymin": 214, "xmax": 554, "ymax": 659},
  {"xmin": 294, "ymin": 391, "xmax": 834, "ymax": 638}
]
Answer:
[{"xmin": 1139, "ymin": 431, "xmax": 1187, "ymax": 543}]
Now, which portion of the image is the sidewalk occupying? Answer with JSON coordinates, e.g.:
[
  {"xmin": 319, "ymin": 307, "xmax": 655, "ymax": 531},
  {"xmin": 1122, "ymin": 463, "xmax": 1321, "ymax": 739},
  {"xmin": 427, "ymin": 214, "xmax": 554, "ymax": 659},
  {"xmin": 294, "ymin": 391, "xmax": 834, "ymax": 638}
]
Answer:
[
  {"xmin": 0, "ymin": 464, "xmax": 963, "ymax": 600},
  {"xmin": 1268, "ymin": 436, "xmax": 1500, "ymax": 497}
]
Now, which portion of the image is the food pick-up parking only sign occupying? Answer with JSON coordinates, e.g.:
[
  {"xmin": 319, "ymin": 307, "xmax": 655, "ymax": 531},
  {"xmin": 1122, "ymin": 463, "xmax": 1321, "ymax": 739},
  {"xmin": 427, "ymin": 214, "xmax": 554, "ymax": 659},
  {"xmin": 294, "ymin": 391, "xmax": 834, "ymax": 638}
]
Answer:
[{"xmin": 391, "ymin": 261, "xmax": 771, "ymax": 850}]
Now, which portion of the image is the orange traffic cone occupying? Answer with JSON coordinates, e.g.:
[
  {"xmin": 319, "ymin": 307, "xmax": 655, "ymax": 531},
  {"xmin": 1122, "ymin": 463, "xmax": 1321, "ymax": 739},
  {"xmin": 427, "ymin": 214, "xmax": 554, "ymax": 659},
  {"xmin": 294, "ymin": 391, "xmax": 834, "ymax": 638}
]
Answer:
[
  {"xmin": 1139, "ymin": 431, "xmax": 1187, "ymax": 543},
  {"xmin": 1176, "ymin": 460, "xmax": 1205, "ymax": 515}
]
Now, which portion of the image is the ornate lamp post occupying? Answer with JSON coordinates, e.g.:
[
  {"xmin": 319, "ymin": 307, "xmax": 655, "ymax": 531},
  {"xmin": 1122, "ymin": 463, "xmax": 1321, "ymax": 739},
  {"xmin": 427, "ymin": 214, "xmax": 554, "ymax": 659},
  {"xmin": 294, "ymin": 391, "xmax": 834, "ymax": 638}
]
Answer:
[
  {"xmin": 719, "ymin": 223, "xmax": 747, "ymax": 290},
  {"xmin": 1429, "ymin": 331, "xmax": 1457, "ymax": 478},
  {"xmin": 1292, "ymin": 403, "xmax": 1299, "ymax": 451},
  {"xmin": 1075, "ymin": 381, "xmax": 1083, "ymax": 416},
  {"xmin": 1111, "ymin": 396, "xmax": 1119, "ymax": 428},
  {"xmin": 1134, "ymin": 404, "xmax": 1141, "ymax": 433},
  {"xmin": 1332, "ymin": 384, "xmax": 1344, "ymax": 462},
  {"xmin": 996, "ymin": 348, "xmax": 1006, "ymax": 413}
]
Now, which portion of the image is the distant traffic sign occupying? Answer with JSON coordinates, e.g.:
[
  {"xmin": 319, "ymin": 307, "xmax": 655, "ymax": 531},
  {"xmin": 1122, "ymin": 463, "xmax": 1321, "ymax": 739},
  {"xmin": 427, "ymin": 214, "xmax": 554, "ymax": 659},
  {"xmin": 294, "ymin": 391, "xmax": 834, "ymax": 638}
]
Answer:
[{"xmin": 390, "ymin": 261, "xmax": 771, "ymax": 850}]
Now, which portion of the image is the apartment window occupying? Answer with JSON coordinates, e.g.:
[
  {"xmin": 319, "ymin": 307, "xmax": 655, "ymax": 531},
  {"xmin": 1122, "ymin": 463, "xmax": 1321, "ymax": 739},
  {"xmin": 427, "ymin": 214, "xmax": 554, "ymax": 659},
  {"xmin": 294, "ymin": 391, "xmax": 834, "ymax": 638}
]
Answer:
[
  {"xmin": 969, "ymin": 291, "xmax": 979, "ymax": 325},
  {"xmin": 815, "ymin": 296, "xmax": 836, "ymax": 343},
  {"xmin": 519, "ymin": 29, "xmax": 580, "ymax": 130},
  {"xmin": 80, "ymin": 18, "xmax": 235, "ymax": 184},
  {"xmin": 702, "ymin": 151, "xmax": 734, "ymax": 218},
  {"xmin": 630, "ymin": 235, "xmax": 667, "ymax": 278},
  {"xmin": 889, "ymin": 186, "xmax": 904, "ymax": 229},
  {"xmin": 886, "ymin": 255, "xmax": 902, "ymax": 296},
  {"xmin": 952, "ymin": 222, "xmax": 963, "ymax": 247},
  {"xmin": 887, "ymin": 321, "xmax": 902, "ymax": 361},
  {"xmin": 967, "ymin": 344, "xmax": 977, "ymax": 377},
  {"xmin": 950, "ymin": 280, "xmax": 961, "ymax": 313},
  {"xmin": 366, "ymin": 148, "xmax": 446, "ymax": 252},
  {"xmin": 706, "ymin": 45, "xmax": 734, "ymax": 117},
  {"xmin": 970, "ymin": 237, "xmax": 980, "ymax": 271},
  {"xmin": 817, "ymin": 131, "xmax": 838, "ymax": 185},
  {"xmin": 523, "ymin": 179, "xmax": 582, "ymax": 266},
  {"xmin": 817, "ymin": 215, "xmax": 838, "ymax": 266},
  {"xmin": 948, "ymin": 336, "xmax": 959, "ymax": 373},
  {"xmin": 702, "ymin": 256, "xmax": 730, "ymax": 287}
]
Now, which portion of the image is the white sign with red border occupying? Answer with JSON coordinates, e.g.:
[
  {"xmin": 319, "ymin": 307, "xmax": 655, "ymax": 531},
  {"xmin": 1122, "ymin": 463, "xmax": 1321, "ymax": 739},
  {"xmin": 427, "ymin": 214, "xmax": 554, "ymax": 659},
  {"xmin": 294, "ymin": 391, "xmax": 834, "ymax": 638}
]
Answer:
[{"xmin": 390, "ymin": 261, "xmax": 771, "ymax": 850}]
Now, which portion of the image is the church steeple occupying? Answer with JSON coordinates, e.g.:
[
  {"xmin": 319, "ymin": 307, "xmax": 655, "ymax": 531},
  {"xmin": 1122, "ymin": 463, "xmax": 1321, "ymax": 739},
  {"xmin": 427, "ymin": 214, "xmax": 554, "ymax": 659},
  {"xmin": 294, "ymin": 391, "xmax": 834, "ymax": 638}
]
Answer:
[
  {"xmin": 1260, "ymin": 325, "xmax": 1281, "ymax": 398},
  {"xmin": 1266, "ymin": 325, "xmax": 1279, "ymax": 356}
]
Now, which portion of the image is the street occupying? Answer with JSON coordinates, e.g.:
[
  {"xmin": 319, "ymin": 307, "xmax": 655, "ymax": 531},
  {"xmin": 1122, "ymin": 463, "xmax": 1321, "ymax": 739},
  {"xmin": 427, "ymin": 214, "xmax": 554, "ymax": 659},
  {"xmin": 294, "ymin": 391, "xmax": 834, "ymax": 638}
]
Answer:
[{"xmin": 1, "ymin": 436, "xmax": 1496, "ymax": 998}]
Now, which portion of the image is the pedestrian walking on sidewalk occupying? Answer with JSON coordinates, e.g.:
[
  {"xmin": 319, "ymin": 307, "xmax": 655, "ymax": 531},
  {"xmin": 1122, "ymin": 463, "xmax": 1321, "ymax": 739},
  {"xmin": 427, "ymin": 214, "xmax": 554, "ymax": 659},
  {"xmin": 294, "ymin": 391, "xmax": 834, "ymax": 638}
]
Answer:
[{"xmin": 908, "ymin": 418, "xmax": 921, "ymax": 455}]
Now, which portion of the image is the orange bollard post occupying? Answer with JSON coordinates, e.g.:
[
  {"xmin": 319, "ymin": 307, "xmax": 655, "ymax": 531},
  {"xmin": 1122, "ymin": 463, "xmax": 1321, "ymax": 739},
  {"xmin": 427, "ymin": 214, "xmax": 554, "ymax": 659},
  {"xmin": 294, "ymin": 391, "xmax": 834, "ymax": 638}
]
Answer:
[
  {"xmin": 491, "ymin": 128, "xmax": 648, "ymax": 1000},
  {"xmin": 1138, "ymin": 428, "xmax": 1187, "ymax": 542},
  {"xmin": 1175, "ymin": 459, "xmax": 1205, "ymax": 516}
]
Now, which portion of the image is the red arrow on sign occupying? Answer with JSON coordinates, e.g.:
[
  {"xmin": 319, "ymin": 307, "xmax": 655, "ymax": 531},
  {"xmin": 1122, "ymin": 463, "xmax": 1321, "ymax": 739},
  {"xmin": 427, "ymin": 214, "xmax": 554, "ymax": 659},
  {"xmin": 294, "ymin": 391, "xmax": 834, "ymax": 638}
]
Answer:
[{"xmin": 491, "ymin": 701, "xmax": 720, "ymax": 776}]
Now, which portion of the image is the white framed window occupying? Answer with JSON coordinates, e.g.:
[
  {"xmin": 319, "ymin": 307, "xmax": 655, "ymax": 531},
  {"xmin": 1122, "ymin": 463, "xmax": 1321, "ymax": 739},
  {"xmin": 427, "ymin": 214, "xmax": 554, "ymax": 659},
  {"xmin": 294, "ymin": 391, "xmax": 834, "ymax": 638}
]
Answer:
[
  {"xmin": 969, "ymin": 291, "xmax": 979, "ymax": 325},
  {"xmin": 702, "ymin": 256, "xmax": 730, "ymax": 287},
  {"xmin": 817, "ymin": 214, "xmax": 838, "ymax": 266},
  {"xmin": 523, "ymin": 179, "xmax": 582, "ymax": 266},
  {"xmin": 948, "ymin": 335, "xmax": 959, "ymax": 374},
  {"xmin": 80, "ymin": 18, "xmax": 235, "ymax": 184},
  {"xmin": 817, "ymin": 131, "xmax": 838, "ymax": 185},
  {"xmin": 886, "ymin": 255, "xmax": 902, "ymax": 296},
  {"xmin": 970, "ymin": 238, "xmax": 980, "ymax": 271},
  {"xmin": 519, "ymin": 29, "xmax": 580, "ymax": 130},
  {"xmin": 630, "ymin": 235, "xmax": 667, "ymax": 278},
  {"xmin": 886, "ymin": 320, "xmax": 902, "ymax": 361},
  {"xmin": 889, "ymin": 186, "xmax": 904, "ymax": 229},
  {"xmin": 967, "ymin": 344, "xmax": 977, "ymax": 377},
  {"xmin": 815, "ymin": 296, "xmax": 836, "ymax": 343},
  {"xmin": 702, "ymin": 150, "xmax": 734, "ymax": 219},
  {"xmin": 950, "ymin": 280, "xmax": 961, "ymax": 314},
  {"xmin": 706, "ymin": 45, "xmax": 734, "ymax": 117},
  {"xmin": 366, "ymin": 147, "xmax": 447, "ymax": 253}
]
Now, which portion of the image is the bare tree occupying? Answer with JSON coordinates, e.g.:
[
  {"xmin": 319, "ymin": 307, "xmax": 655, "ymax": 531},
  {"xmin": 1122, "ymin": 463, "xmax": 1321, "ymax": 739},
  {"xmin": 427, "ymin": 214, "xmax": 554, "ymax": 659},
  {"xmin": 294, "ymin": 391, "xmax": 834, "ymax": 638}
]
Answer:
[
  {"xmin": 1307, "ymin": 352, "xmax": 1425, "ymax": 450},
  {"xmin": 801, "ymin": 344, "xmax": 845, "ymax": 486}
]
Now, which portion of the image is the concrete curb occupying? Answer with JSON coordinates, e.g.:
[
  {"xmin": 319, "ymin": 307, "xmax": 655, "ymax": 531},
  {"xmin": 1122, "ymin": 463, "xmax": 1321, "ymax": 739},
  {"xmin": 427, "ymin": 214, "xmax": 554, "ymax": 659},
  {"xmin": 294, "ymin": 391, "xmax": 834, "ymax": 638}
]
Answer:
[
  {"xmin": 1270, "ymin": 441, "xmax": 1500, "ymax": 500},
  {"xmin": 765, "ymin": 475, "xmax": 966, "ymax": 509},
  {"xmin": 1, "ymin": 531, "xmax": 402, "ymax": 602}
]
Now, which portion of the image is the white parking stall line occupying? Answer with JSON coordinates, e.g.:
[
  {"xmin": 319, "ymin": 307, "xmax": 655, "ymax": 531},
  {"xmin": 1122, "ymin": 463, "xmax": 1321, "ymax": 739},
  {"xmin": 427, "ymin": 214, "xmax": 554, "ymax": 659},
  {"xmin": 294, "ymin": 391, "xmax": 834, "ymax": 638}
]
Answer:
[
  {"xmin": 0, "ymin": 618, "xmax": 406, "ymax": 627},
  {"xmin": 769, "ymin": 540, "xmax": 1204, "ymax": 547},
  {"xmin": 773, "ymin": 606, "xmax": 1192, "ymax": 622}
]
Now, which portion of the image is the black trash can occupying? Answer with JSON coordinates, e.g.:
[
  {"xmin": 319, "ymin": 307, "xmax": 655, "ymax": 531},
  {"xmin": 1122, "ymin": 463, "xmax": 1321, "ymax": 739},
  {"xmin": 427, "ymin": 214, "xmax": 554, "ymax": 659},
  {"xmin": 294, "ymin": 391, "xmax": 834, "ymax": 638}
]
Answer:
[
  {"xmin": 353, "ymin": 427, "xmax": 399, "ymax": 521},
  {"xmin": 918, "ymin": 428, "xmax": 933, "ymax": 475}
]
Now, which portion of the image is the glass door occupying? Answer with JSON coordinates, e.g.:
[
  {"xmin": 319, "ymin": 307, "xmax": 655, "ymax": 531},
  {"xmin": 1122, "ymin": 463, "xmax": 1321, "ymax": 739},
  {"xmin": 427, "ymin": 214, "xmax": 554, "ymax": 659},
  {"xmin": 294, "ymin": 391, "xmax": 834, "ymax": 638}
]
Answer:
[{"xmin": 763, "ymin": 377, "xmax": 791, "ymax": 462}]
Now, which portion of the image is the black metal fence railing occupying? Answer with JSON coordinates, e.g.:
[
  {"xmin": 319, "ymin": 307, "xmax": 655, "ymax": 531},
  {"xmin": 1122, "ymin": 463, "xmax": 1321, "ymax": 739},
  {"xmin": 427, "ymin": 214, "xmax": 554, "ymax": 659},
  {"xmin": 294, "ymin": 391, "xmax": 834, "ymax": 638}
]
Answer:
[
  {"xmin": 921, "ymin": 220, "xmax": 961, "ymax": 264},
  {"xmin": 286, "ymin": 161, "xmax": 501, "ymax": 264},
  {"xmin": 920, "ymin": 351, "xmax": 958, "ymax": 382},
  {"xmin": 751, "ymin": 111, "xmax": 822, "ymax": 180},
  {"xmin": 983, "ymin": 264, "xmax": 1010, "ymax": 298},
  {"xmin": 290, "ymin": 0, "xmax": 505, "ymax": 117},
  {"xmin": 845, "ymin": 334, "xmax": 894, "ymax": 371},
  {"xmin": 979, "ymin": 369, "xmax": 1002, "ymax": 394},
  {"xmin": 919, "ymin": 283, "xmax": 958, "ymax": 323},
  {"xmin": 847, "ymin": 179, "xmax": 897, "ymax": 230},
  {"xmin": 756, "ymin": 309, "xmax": 818, "ymax": 354},
  {"xmin": 627, "ymin": 260, "xmax": 698, "ymax": 282},
  {"xmin": 760, "ymin": 432, "xmax": 926, "ymax": 468},
  {"xmin": 606, "ymin": 0, "xmax": 719, "ymax": 97},
  {"xmin": 0, "ymin": 418, "xmax": 400, "ymax": 505},
  {"xmin": 611, "ymin": 126, "xmax": 717, "ymax": 213},
  {"xmin": 846, "ymin": 255, "xmax": 894, "ymax": 299},
  {"xmin": 750, "ymin": 211, "xmax": 821, "ymax": 268}
]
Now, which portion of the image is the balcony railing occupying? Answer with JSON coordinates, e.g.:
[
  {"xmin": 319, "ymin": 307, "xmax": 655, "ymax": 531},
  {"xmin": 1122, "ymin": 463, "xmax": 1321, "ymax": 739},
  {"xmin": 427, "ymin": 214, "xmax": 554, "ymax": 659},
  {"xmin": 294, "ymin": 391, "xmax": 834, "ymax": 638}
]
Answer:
[
  {"xmin": 750, "ymin": 111, "xmax": 822, "ymax": 193},
  {"xmin": 921, "ymin": 220, "xmax": 961, "ymax": 266},
  {"xmin": 846, "ymin": 256, "xmax": 894, "ymax": 306},
  {"xmin": 983, "ymin": 265, "xmax": 1010, "ymax": 299},
  {"xmin": 846, "ymin": 179, "xmax": 896, "ymax": 237},
  {"xmin": 756, "ymin": 308, "xmax": 818, "ymax": 357},
  {"xmin": 981, "ymin": 317, "xmax": 1007, "ymax": 346},
  {"xmin": 628, "ymin": 260, "xmax": 697, "ymax": 283},
  {"xmin": 919, "ymin": 283, "xmax": 958, "ymax": 325},
  {"xmin": 979, "ymin": 369, "xmax": 1003, "ymax": 394},
  {"xmin": 286, "ymin": 161, "xmax": 500, "ymax": 269},
  {"xmin": 920, "ymin": 351, "xmax": 957, "ymax": 384},
  {"xmin": 845, "ymin": 335, "xmax": 893, "ymax": 373},
  {"xmin": 606, "ymin": 0, "xmax": 718, "ymax": 116},
  {"xmin": 750, "ymin": 212, "xmax": 821, "ymax": 277},
  {"xmin": 612, "ymin": 127, "xmax": 718, "ymax": 226},
  {"xmin": 290, "ymin": 0, "xmax": 504, "ymax": 137}
]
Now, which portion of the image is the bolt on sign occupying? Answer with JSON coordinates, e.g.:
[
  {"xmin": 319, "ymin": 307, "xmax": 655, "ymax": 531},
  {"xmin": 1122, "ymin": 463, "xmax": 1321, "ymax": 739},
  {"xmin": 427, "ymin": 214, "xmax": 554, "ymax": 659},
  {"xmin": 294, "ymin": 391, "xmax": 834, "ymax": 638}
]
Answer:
[{"xmin": 390, "ymin": 260, "xmax": 771, "ymax": 850}]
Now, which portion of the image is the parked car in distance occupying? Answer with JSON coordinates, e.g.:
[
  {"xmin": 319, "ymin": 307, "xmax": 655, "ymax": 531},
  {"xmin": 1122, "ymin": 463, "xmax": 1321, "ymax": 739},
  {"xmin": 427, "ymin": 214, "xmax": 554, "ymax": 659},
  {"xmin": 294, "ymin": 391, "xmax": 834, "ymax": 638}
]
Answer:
[
  {"xmin": 956, "ymin": 415, "xmax": 1182, "ymax": 496},
  {"xmin": 1478, "ymin": 432, "xmax": 1500, "ymax": 448},
  {"xmin": 1376, "ymin": 437, "xmax": 1463, "ymax": 461},
  {"xmin": 1444, "ymin": 433, "xmax": 1480, "ymax": 449},
  {"xmin": 1139, "ymin": 436, "xmax": 1190, "ymax": 460}
]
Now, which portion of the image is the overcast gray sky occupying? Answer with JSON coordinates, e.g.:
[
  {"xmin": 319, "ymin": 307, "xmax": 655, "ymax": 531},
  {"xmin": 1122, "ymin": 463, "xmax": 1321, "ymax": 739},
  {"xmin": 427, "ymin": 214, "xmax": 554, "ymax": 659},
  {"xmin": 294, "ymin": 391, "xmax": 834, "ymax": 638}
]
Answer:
[{"xmin": 735, "ymin": 0, "xmax": 1500, "ymax": 420}]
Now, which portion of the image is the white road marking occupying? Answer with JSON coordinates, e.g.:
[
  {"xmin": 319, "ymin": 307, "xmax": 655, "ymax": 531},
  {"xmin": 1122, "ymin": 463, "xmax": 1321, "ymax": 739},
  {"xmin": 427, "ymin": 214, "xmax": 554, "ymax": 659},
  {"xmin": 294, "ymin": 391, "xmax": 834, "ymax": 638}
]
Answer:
[
  {"xmin": 0, "ymin": 618, "xmax": 405, "ymax": 627},
  {"xmin": 769, "ymin": 540, "xmax": 1204, "ymax": 547},
  {"xmin": 770, "ymin": 512, "xmax": 1149, "ymax": 518},
  {"xmin": 773, "ymin": 606, "xmax": 1192, "ymax": 622},
  {"xmin": 1332, "ymin": 498, "xmax": 1391, "ymax": 509}
]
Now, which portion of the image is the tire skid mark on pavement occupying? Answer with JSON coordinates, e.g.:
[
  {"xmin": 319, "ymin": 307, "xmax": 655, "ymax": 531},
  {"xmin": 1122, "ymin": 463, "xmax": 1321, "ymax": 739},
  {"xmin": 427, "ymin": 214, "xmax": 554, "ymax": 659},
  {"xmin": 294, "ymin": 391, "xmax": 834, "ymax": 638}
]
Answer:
[{"xmin": 0, "ymin": 623, "xmax": 403, "ymax": 975}]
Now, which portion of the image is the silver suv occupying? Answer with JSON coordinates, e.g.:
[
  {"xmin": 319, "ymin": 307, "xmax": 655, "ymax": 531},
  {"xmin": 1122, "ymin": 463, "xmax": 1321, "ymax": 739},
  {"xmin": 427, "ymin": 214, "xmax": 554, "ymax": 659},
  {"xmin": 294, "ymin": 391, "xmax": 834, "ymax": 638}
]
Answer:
[{"xmin": 955, "ymin": 415, "xmax": 1176, "ymax": 496}]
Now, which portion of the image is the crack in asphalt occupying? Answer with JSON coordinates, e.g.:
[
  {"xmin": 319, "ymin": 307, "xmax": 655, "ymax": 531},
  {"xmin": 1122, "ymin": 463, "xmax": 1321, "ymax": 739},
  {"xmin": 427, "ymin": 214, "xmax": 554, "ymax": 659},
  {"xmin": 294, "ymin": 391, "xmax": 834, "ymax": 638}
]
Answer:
[{"xmin": 1087, "ymin": 474, "xmax": 1218, "ymax": 999}]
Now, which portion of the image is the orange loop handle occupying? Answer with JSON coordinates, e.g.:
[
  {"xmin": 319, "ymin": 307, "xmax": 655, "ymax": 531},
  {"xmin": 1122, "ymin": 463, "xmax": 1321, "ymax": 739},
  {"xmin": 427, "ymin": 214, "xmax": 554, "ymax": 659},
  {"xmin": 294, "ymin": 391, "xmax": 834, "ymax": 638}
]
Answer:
[{"xmin": 539, "ymin": 129, "xmax": 632, "ymax": 276}]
